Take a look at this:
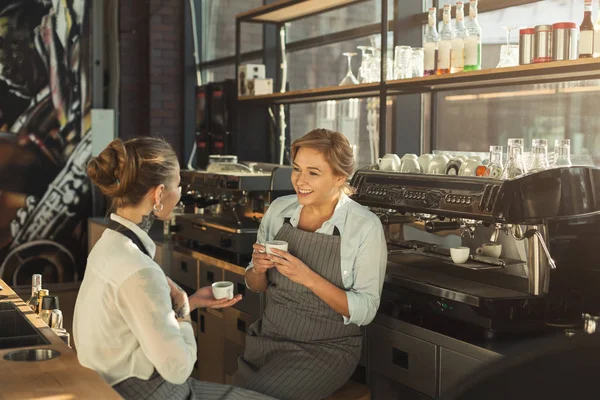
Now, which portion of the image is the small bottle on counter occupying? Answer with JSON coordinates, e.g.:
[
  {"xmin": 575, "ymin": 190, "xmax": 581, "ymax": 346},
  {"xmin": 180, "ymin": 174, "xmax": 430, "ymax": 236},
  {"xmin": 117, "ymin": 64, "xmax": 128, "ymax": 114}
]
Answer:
[
  {"xmin": 25, "ymin": 274, "xmax": 42, "ymax": 312},
  {"xmin": 580, "ymin": 0, "xmax": 594, "ymax": 58},
  {"xmin": 36, "ymin": 289, "xmax": 49, "ymax": 314},
  {"xmin": 39, "ymin": 296, "xmax": 59, "ymax": 326}
]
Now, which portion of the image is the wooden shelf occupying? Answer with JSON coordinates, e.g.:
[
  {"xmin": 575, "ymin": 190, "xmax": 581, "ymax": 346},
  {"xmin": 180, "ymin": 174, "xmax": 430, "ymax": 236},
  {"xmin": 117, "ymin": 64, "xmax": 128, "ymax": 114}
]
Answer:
[
  {"xmin": 387, "ymin": 58, "xmax": 600, "ymax": 94},
  {"xmin": 236, "ymin": 0, "xmax": 369, "ymax": 23},
  {"xmin": 237, "ymin": 58, "xmax": 600, "ymax": 104},
  {"xmin": 237, "ymin": 82, "xmax": 381, "ymax": 104}
]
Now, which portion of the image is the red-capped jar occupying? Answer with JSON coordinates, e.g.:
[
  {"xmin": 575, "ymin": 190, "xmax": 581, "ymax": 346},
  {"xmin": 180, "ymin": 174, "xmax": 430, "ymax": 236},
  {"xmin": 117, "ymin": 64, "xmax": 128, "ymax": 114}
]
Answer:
[
  {"xmin": 519, "ymin": 27, "xmax": 535, "ymax": 65},
  {"xmin": 552, "ymin": 22, "xmax": 578, "ymax": 61},
  {"xmin": 533, "ymin": 25, "xmax": 553, "ymax": 63}
]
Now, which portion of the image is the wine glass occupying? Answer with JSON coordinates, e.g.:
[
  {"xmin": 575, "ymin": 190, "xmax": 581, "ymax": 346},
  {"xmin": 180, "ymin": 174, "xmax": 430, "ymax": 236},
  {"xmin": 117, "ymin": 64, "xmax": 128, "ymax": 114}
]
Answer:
[
  {"xmin": 357, "ymin": 46, "xmax": 371, "ymax": 83},
  {"xmin": 339, "ymin": 52, "xmax": 359, "ymax": 86},
  {"xmin": 497, "ymin": 26, "xmax": 519, "ymax": 68}
]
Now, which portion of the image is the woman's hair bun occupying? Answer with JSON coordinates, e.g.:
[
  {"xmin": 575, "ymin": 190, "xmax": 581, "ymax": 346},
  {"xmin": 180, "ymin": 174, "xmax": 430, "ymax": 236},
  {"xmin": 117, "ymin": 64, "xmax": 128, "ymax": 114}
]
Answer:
[
  {"xmin": 87, "ymin": 137, "xmax": 178, "ymax": 210},
  {"xmin": 87, "ymin": 139, "xmax": 138, "ymax": 198}
]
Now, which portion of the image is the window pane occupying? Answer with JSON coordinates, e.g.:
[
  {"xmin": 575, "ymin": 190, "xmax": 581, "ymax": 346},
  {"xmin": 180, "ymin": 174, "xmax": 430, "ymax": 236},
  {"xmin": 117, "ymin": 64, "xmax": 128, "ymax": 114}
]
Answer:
[
  {"xmin": 287, "ymin": 34, "xmax": 393, "ymax": 90},
  {"xmin": 434, "ymin": 80, "xmax": 600, "ymax": 166},
  {"xmin": 201, "ymin": 0, "xmax": 263, "ymax": 61},
  {"xmin": 290, "ymin": 98, "xmax": 381, "ymax": 168},
  {"xmin": 286, "ymin": 0, "xmax": 393, "ymax": 42}
]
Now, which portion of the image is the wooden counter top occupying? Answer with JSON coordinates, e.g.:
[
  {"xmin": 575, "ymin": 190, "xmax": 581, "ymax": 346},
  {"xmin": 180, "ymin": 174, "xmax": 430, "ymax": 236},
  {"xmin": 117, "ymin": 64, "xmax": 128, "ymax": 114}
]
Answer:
[{"xmin": 0, "ymin": 279, "xmax": 122, "ymax": 400}]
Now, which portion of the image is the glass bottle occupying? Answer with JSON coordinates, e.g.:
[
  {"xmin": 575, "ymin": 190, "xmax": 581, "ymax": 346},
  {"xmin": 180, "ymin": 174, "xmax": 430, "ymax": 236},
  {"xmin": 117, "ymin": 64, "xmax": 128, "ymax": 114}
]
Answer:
[
  {"xmin": 37, "ymin": 289, "xmax": 49, "ymax": 315},
  {"xmin": 529, "ymin": 139, "xmax": 550, "ymax": 171},
  {"xmin": 40, "ymin": 296, "xmax": 59, "ymax": 326},
  {"xmin": 595, "ymin": 0, "xmax": 600, "ymax": 58},
  {"xmin": 502, "ymin": 144, "xmax": 527, "ymax": 179},
  {"xmin": 25, "ymin": 274, "xmax": 42, "ymax": 312},
  {"xmin": 424, "ymin": 7, "xmax": 439, "ymax": 76},
  {"xmin": 438, "ymin": 4, "xmax": 453, "ymax": 75},
  {"xmin": 464, "ymin": 0, "xmax": 482, "ymax": 71},
  {"xmin": 580, "ymin": 0, "xmax": 594, "ymax": 58},
  {"xmin": 554, "ymin": 139, "xmax": 572, "ymax": 167},
  {"xmin": 452, "ymin": 2, "xmax": 467, "ymax": 73},
  {"xmin": 484, "ymin": 146, "xmax": 504, "ymax": 179}
]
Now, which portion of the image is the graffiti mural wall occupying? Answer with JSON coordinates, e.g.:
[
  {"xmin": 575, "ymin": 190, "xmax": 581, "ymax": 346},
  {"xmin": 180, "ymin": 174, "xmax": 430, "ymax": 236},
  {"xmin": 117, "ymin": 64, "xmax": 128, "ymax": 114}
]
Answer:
[{"xmin": 0, "ymin": 0, "xmax": 92, "ymax": 286}]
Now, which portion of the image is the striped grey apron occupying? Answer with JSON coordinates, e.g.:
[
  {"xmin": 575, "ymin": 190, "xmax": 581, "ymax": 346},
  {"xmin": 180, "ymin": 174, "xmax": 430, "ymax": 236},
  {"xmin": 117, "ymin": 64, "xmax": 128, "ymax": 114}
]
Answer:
[
  {"xmin": 113, "ymin": 370, "xmax": 275, "ymax": 400},
  {"xmin": 233, "ymin": 218, "xmax": 362, "ymax": 400},
  {"xmin": 108, "ymin": 221, "xmax": 275, "ymax": 400}
]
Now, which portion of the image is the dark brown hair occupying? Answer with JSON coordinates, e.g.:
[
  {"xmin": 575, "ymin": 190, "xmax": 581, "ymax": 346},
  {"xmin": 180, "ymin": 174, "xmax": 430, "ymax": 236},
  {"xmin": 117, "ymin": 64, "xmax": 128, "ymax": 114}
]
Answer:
[
  {"xmin": 291, "ymin": 129, "xmax": 355, "ymax": 194},
  {"xmin": 87, "ymin": 137, "xmax": 179, "ymax": 209}
]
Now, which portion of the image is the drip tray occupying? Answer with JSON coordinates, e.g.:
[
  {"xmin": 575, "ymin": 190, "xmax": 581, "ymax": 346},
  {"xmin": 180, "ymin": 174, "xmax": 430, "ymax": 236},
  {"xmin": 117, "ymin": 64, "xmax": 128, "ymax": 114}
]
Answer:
[{"xmin": 388, "ymin": 248, "xmax": 523, "ymax": 270}]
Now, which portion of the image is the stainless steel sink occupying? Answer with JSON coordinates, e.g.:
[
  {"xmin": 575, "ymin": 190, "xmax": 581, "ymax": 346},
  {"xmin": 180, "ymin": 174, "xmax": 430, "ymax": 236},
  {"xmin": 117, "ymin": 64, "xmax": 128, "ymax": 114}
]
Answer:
[{"xmin": 0, "ymin": 302, "xmax": 49, "ymax": 349}]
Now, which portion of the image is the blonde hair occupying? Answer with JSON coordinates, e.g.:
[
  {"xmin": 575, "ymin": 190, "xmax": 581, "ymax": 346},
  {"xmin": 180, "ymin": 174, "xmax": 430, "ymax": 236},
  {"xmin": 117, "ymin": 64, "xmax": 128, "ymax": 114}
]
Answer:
[
  {"xmin": 290, "ymin": 129, "xmax": 355, "ymax": 195},
  {"xmin": 87, "ymin": 137, "xmax": 179, "ymax": 210}
]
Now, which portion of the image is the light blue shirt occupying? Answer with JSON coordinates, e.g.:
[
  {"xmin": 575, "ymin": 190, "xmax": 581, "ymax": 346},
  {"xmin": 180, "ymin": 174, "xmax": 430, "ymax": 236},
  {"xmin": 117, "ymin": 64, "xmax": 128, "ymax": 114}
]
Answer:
[{"xmin": 246, "ymin": 192, "xmax": 388, "ymax": 326}]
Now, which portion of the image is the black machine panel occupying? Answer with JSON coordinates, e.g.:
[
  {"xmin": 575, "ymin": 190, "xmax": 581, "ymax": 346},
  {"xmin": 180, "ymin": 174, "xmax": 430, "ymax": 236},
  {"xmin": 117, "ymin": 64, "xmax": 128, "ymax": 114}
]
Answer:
[
  {"xmin": 351, "ymin": 166, "xmax": 600, "ymax": 223},
  {"xmin": 195, "ymin": 80, "xmax": 236, "ymax": 169}
]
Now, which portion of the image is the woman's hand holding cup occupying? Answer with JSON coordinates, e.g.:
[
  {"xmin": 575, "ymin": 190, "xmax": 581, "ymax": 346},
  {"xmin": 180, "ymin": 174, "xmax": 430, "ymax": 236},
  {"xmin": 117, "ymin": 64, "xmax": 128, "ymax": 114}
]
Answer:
[{"xmin": 251, "ymin": 243, "xmax": 277, "ymax": 274}]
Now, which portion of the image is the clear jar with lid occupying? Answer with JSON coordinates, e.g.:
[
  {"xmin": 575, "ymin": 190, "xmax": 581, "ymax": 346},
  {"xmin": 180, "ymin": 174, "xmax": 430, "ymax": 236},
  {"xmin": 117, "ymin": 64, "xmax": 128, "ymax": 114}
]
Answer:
[
  {"xmin": 552, "ymin": 22, "xmax": 579, "ymax": 61},
  {"xmin": 519, "ymin": 28, "xmax": 535, "ymax": 65},
  {"xmin": 533, "ymin": 25, "xmax": 553, "ymax": 63}
]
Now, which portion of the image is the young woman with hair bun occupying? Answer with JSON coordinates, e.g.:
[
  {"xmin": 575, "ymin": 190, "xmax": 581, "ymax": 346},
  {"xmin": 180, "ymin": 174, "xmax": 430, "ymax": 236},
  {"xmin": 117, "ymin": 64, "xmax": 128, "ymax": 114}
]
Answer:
[
  {"xmin": 234, "ymin": 129, "xmax": 387, "ymax": 400},
  {"xmin": 74, "ymin": 137, "xmax": 274, "ymax": 399}
]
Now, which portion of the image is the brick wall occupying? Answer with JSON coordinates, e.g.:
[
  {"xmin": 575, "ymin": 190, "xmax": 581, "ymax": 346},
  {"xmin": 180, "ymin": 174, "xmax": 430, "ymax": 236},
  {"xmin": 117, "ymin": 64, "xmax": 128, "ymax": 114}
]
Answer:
[{"xmin": 119, "ymin": 0, "xmax": 184, "ymax": 159}]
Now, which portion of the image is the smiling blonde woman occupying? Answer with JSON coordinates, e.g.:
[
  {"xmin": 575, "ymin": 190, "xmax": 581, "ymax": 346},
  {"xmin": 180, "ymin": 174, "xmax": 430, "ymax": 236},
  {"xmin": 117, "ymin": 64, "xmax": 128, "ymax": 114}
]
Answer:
[{"xmin": 234, "ymin": 129, "xmax": 388, "ymax": 400}]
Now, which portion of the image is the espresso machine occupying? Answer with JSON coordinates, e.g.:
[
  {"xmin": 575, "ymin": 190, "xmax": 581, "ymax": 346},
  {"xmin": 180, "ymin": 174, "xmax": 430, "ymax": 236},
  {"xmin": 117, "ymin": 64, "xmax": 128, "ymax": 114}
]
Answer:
[
  {"xmin": 174, "ymin": 163, "xmax": 294, "ymax": 264},
  {"xmin": 351, "ymin": 166, "xmax": 600, "ymax": 339}
]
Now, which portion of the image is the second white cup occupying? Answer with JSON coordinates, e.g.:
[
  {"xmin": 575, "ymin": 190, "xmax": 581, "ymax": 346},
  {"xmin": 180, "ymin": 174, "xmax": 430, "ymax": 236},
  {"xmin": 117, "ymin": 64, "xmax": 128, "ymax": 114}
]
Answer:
[
  {"xmin": 212, "ymin": 281, "xmax": 234, "ymax": 300},
  {"xmin": 450, "ymin": 247, "xmax": 470, "ymax": 264}
]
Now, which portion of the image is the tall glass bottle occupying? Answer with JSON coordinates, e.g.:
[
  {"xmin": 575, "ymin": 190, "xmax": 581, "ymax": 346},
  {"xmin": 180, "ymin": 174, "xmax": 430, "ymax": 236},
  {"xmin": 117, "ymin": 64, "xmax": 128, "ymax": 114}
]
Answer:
[
  {"xmin": 580, "ymin": 0, "xmax": 594, "ymax": 58},
  {"xmin": 464, "ymin": 0, "xmax": 482, "ymax": 71},
  {"xmin": 438, "ymin": 5, "xmax": 453, "ymax": 75},
  {"xmin": 452, "ymin": 2, "xmax": 467, "ymax": 73},
  {"xmin": 595, "ymin": 0, "xmax": 600, "ymax": 58},
  {"xmin": 25, "ymin": 274, "xmax": 42, "ymax": 312},
  {"xmin": 424, "ymin": 7, "xmax": 439, "ymax": 76}
]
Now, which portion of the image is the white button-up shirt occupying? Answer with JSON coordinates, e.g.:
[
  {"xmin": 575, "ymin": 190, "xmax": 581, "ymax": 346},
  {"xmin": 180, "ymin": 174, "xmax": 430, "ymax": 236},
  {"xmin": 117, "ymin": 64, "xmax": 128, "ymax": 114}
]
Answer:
[
  {"xmin": 247, "ymin": 192, "xmax": 387, "ymax": 326},
  {"xmin": 73, "ymin": 214, "xmax": 196, "ymax": 386}
]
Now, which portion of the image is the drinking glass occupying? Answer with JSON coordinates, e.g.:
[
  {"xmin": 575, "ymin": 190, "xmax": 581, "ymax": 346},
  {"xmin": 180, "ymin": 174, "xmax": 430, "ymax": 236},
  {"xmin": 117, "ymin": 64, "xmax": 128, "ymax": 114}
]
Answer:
[
  {"xmin": 553, "ymin": 139, "xmax": 572, "ymax": 167},
  {"xmin": 394, "ymin": 46, "xmax": 414, "ymax": 79},
  {"xmin": 357, "ymin": 46, "xmax": 371, "ymax": 83},
  {"xmin": 411, "ymin": 48, "xmax": 425, "ymax": 78},
  {"xmin": 497, "ymin": 26, "xmax": 519, "ymax": 68},
  {"xmin": 529, "ymin": 138, "xmax": 550, "ymax": 171},
  {"xmin": 339, "ymin": 52, "xmax": 359, "ymax": 85}
]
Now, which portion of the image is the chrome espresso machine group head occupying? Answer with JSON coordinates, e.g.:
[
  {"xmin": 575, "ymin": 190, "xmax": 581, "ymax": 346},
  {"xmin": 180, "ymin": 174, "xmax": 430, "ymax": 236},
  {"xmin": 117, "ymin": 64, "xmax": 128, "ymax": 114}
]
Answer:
[{"xmin": 351, "ymin": 166, "xmax": 600, "ymax": 337}]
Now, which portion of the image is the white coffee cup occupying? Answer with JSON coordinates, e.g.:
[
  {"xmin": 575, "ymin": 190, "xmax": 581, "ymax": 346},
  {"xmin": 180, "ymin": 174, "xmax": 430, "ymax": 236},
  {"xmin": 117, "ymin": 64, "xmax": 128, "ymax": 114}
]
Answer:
[
  {"xmin": 400, "ymin": 158, "xmax": 421, "ymax": 173},
  {"xmin": 377, "ymin": 154, "xmax": 402, "ymax": 172},
  {"xmin": 450, "ymin": 247, "xmax": 470, "ymax": 264},
  {"xmin": 476, "ymin": 243, "xmax": 502, "ymax": 258},
  {"xmin": 417, "ymin": 154, "xmax": 433, "ymax": 173},
  {"xmin": 265, "ymin": 240, "xmax": 289, "ymax": 257},
  {"xmin": 212, "ymin": 281, "xmax": 234, "ymax": 300}
]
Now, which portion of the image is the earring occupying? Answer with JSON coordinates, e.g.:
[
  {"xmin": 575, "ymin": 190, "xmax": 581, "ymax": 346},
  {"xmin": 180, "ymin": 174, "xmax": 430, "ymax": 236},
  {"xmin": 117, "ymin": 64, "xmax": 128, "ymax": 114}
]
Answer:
[{"xmin": 153, "ymin": 203, "xmax": 164, "ymax": 212}]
